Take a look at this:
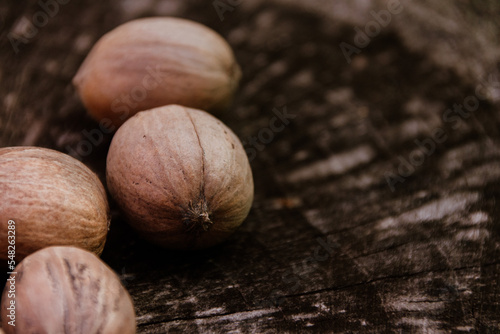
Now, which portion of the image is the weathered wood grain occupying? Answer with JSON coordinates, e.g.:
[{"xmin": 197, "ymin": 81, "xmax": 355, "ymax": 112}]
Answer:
[{"xmin": 1, "ymin": 0, "xmax": 499, "ymax": 333}]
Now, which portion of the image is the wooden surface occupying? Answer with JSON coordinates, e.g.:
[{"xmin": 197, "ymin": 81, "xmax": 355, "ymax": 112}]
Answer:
[{"xmin": 1, "ymin": 0, "xmax": 500, "ymax": 333}]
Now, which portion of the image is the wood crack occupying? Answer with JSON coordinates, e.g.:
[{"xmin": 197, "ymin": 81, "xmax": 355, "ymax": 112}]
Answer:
[{"xmin": 278, "ymin": 261, "xmax": 500, "ymax": 301}]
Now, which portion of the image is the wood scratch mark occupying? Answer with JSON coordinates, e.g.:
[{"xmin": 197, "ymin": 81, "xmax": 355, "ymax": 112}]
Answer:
[{"xmin": 285, "ymin": 144, "xmax": 376, "ymax": 182}]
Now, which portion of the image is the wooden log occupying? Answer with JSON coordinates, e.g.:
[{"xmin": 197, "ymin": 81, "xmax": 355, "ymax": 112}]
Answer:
[{"xmin": 0, "ymin": 0, "xmax": 499, "ymax": 332}]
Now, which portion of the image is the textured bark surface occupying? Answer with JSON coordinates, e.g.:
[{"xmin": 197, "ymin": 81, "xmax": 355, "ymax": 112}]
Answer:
[{"xmin": 1, "ymin": 0, "xmax": 499, "ymax": 333}]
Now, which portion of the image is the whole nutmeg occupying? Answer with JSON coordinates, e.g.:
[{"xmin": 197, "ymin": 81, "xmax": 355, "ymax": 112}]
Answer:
[
  {"xmin": 1, "ymin": 246, "xmax": 136, "ymax": 333},
  {"xmin": 73, "ymin": 17, "xmax": 242, "ymax": 128},
  {"xmin": 106, "ymin": 105, "xmax": 253, "ymax": 249},
  {"xmin": 0, "ymin": 147, "xmax": 109, "ymax": 260}
]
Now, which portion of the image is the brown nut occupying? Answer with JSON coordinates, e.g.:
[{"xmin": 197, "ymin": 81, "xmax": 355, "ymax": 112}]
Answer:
[
  {"xmin": 1, "ymin": 246, "xmax": 136, "ymax": 333},
  {"xmin": 73, "ymin": 17, "xmax": 242, "ymax": 128},
  {"xmin": 0, "ymin": 147, "xmax": 110, "ymax": 260},
  {"xmin": 106, "ymin": 105, "xmax": 254, "ymax": 249}
]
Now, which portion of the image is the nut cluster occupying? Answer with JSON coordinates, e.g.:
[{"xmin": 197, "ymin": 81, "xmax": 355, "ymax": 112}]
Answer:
[
  {"xmin": 73, "ymin": 16, "xmax": 253, "ymax": 250},
  {"xmin": 1, "ymin": 15, "xmax": 252, "ymax": 333}
]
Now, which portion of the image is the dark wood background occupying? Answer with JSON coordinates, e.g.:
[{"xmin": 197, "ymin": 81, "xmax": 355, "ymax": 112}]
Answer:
[{"xmin": 1, "ymin": 0, "xmax": 500, "ymax": 333}]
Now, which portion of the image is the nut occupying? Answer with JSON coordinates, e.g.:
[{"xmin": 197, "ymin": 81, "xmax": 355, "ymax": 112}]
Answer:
[
  {"xmin": 106, "ymin": 105, "xmax": 254, "ymax": 249},
  {"xmin": 73, "ymin": 17, "xmax": 242, "ymax": 128},
  {"xmin": 0, "ymin": 147, "xmax": 110, "ymax": 260},
  {"xmin": 1, "ymin": 246, "xmax": 136, "ymax": 333}
]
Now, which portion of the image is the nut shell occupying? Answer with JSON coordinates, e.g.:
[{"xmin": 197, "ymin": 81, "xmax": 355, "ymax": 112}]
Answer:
[
  {"xmin": 0, "ymin": 246, "xmax": 136, "ymax": 333},
  {"xmin": 73, "ymin": 17, "xmax": 242, "ymax": 128},
  {"xmin": 106, "ymin": 105, "xmax": 253, "ymax": 249},
  {"xmin": 0, "ymin": 147, "xmax": 110, "ymax": 260}
]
